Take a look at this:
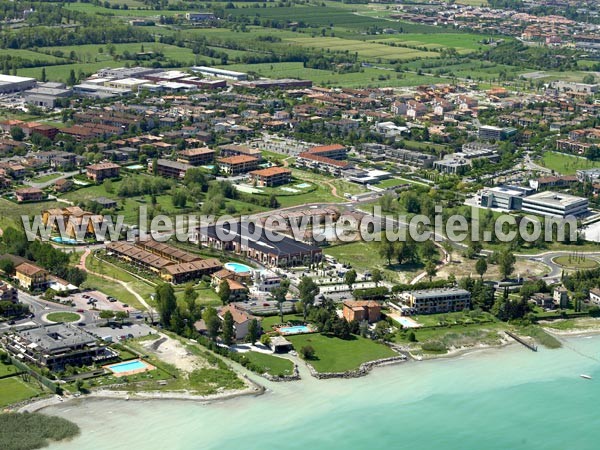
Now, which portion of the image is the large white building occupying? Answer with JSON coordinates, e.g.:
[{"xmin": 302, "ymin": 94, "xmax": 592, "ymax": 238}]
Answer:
[
  {"xmin": 521, "ymin": 191, "xmax": 588, "ymax": 218},
  {"xmin": 0, "ymin": 74, "xmax": 36, "ymax": 94},
  {"xmin": 191, "ymin": 66, "xmax": 248, "ymax": 81}
]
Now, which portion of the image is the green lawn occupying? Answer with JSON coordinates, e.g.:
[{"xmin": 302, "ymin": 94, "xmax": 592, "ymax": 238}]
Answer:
[
  {"xmin": 238, "ymin": 351, "xmax": 294, "ymax": 377},
  {"xmin": 31, "ymin": 173, "xmax": 64, "ymax": 183},
  {"xmin": 0, "ymin": 198, "xmax": 63, "ymax": 230},
  {"xmin": 552, "ymin": 255, "xmax": 599, "ymax": 269},
  {"xmin": 540, "ymin": 152, "xmax": 600, "ymax": 175},
  {"xmin": 0, "ymin": 361, "xmax": 21, "ymax": 378},
  {"xmin": 262, "ymin": 313, "xmax": 305, "ymax": 331},
  {"xmin": 288, "ymin": 333, "xmax": 396, "ymax": 373},
  {"xmin": 221, "ymin": 62, "xmax": 446, "ymax": 88},
  {"xmin": 45, "ymin": 312, "xmax": 81, "ymax": 323},
  {"xmin": 0, "ymin": 377, "xmax": 43, "ymax": 408},
  {"xmin": 324, "ymin": 240, "xmax": 423, "ymax": 283}
]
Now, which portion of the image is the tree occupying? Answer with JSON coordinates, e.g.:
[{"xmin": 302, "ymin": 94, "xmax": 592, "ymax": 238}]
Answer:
[
  {"xmin": 246, "ymin": 318, "xmax": 260, "ymax": 345},
  {"xmin": 222, "ymin": 311, "xmax": 234, "ymax": 345},
  {"xmin": 115, "ymin": 310, "xmax": 128, "ymax": 324},
  {"xmin": 378, "ymin": 239, "xmax": 395, "ymax": 265},
  {"xmin": 10, "ymin": 126, "xmax": 24, "ymax": 141},
  {"xmin": 425, "ymin": 261, "xmax": 437, "ymax": 282},
  {"xmin": 0, "ymin": 259, "xmax": 15, "ymax": 276},
  {"xmin": 41, "ymin": 67, "xmax": 46, "ymax": 83},
  {"xmin": 99, "ymin": 310, "xmax": 114, "ymax": 325},
  {"xmin": 298, "ymin": 276, "xmax": 319, "ymax": 321},
  {"xmin": 475, "ymin": 258, "xmax": 488, "ymax": 279},
  {"xmin": 67, "ymin": 69, "xmax": 77, "ymax": 86},
  {"xmin": 420, "ymin": 239, "xmax": 437, "ymax": 261},
  {"xmin": 407, "ymin": 331, "xmax": 417, "ymax": 342},
  {"xmin": 155, "ymin": 283, "xmax": 177, "ymax": 327},
  {"xmin": 299, "ymin": 345, "xmax": 315, "ymax": 359},
  {"xmin": 203, "ymin": 306, "xmax": 220, "ymax": 341},
  {"xmin": 344, "ymin": 269, "xmax": 357, "ymax": 291},
  {"xmin": 103, "ymin": 179, "xmax": 114, "ymax": 194},
  {"xmin": 271, "ymin": 278, "xmax": 290, "ymax": 323},
  {"xmin": 498, "ymin": 249, "xmax": 516, "ymax": 280},
  {"xmin": 371, "ymin": 269, "xmax": 383, "ymax": 287},
  {"xmin": 218, "ymin": 279, "xmax": 231, "ymax": 304}
]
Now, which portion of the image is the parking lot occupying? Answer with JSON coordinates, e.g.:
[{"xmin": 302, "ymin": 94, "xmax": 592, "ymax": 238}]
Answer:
[
  {"xmin": 86, "ymin": 323, "xmax": 156, "ymax": 342},
  {"xmin": 69, "ymin": 290, "xmax": 136, "ymax": 314}
]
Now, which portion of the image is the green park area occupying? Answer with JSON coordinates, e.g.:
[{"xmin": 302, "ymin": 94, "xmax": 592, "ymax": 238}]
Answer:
[
  {"xmin": 45, "ymin": 312, "xmax": 81, "ymax": 323},
  {"xmin": 238, "ymin": 351, "xmax": 294, "ymax": 377},
  {"xmin": 288, "ymin": 333, "xmax": 396, "ymax": 373},
  {"xmin": 552, "ymin": 255, "xmax": 600, "ymax": 270},
  {"xmin": 541, "ymin": 152, "xmax": 600, "ymax": 175},
  {"xmin": 0, "ymin": 376, "xmax": 44, "ymax": 408}
]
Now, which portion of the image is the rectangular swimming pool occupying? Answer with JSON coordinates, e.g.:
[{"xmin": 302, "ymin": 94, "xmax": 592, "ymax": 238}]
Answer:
[
  {"xmin": 106, "ymin": 360, "xmax": 151, "ymax": 374},
  {"xmin": 279, "ymin": 325, "xmax": 311, "ymax": 335}
]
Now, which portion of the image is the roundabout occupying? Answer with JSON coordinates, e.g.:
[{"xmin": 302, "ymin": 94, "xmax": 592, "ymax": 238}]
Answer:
[
  {"xmin": 551, "ymin": 255, "xmax": 600, "ymax": 270},
  {"xmin": 44, "ymin": 311, "xmax": 83, "ymax": 323}
]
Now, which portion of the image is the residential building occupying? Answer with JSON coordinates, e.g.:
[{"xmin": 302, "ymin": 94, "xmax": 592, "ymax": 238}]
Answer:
[
  {"xmin": 249, "ymin": 167, "xmax": 292, "ymax": 187},
  {"xmin": 86, "ymin": 162, "xmax": 121, "ymax": 182},
  {"xmin": 197, "ymin": 221, "xmax": 322, "ymax": 267},
  {"xmin": 15, "ymin": 262, "xmax": 49, "ymax": 291},
  {"xmin": 403, "ymin": 288, "xmax": 471, "ymax": 314},
  {"xmin": 218, "ymin": 155, "xmax": 259, "ymax": 175},
  {"xmin": 15, "ymin": 187, "xmax": 44, "ymax": 203},
  {"xmin": 2, "ymin": 324, "xmax": 111, "ymax": 371},
  {"xmin": 218, "ymin": 304, "xmax": 259, "ymax": 340},
  {"xmin": 177, "ymin": 147, "xmax": 215, "ymax": 166},
  {"xmin": 152, "ymin": 159, "xmax": 192, "ymax": 179},
  {"xmin": 553, "ymin": 286, "xmax": 569, "ymax": 309},
  {"xmin": 106, "ymin": 239, "xmax": 221, "ymax": 283},
  {"xmin": 342, "ymin": 300, "xmax": 381, "ymax": 323},
  {"xmin": 590, "ymin": 288, "xmax": 600, "ymax": 306}
]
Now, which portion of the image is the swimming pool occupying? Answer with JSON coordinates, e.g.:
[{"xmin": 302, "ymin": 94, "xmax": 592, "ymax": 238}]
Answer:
[
  {"xmin": 224, "ymin": 262, "xmax": 254, "ymax": 274},
  {"xmin": 106, "ymin": 360, "xmax": 151, "ymax": 375},
  {"xmin": 126, "ymin": 164, "xmax": 145, "ymax": 170},
  {"xmin": 279, "ymin": 325, "xmax": 312, "ymax": 335},
  {"xmin": 51, "ymin": 236, "xmax": 79, "ymax": 245},
  {"xmin": 392, "ymin": 316, "xmax": 421, "ymax": 329}
]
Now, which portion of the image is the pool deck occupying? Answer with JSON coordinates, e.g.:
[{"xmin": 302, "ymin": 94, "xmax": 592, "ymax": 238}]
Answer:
[{"xmin": 104, "ymin": 359, "xmax": 156, "ymax": 377}]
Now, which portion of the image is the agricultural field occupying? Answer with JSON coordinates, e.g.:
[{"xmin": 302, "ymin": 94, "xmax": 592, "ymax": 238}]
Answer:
[
  {"xmin": 287, "ymin": 36, "xmax": 436, "ymax": 61},
  {"xmin": 371, "ymin": 32, "xmax": 487, "ymax": 54},
  {"xmin": 220, "ymin": 62, "xmax": 446, "ymax": 88}
]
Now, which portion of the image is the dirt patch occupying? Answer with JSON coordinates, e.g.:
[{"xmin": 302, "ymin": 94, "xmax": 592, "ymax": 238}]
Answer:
[
  {"xmin": 141, "ymin": 333, "xmax": 209, "ymax": 373},
  {"xmin": 436, "ymin": 252, "xmax": 549, "ymax": 280}
]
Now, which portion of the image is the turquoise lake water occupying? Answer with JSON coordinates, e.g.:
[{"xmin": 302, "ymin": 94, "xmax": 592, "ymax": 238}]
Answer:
[{"xmin": 46, "ymin": 335, "xmax": 600, "ymax": 450}]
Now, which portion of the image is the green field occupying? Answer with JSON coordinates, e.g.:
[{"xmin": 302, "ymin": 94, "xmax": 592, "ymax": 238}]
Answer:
[
  {"xmin": 540, "ymin": 152, "xmax": 600, "ymax": 175},
  {"xmin": 221, "ymin": 62, "xmax": 446, "ymax": 88},
  {"xmin": 288, "ymin": 333, "xmax": 396, "ymax": 373},
  {"xmin": 238, "ymin": 351, "xmax": 294, "ymax": 377},
  {"xmin": 45, "ymin": 312, "xmax": 81, "ymax": 323},
  {"xmin": 0, "ymin": 377, "xmax": 43, "ymax": 408},
  {"xmin": 288, "ymin": 36, "xmax": 436, "ymax": 61}
]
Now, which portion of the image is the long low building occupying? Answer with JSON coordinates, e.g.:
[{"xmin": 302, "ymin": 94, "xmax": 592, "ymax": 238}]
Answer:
[
  {"xmin": 106, "ymin": 239, "xmax": 222, "ymax": 283},
  {"xmin": 402, "ymin": 288, "xmax": 471, "ymax": 314},
  {"xmin": 0, "ymin": 74, "xmax": 36, "ymax": 94},
  {"xmin": 196, "ymin": 222, "xmax": 322, "ymax": 267},
  {"xmin": 2, "ymin": 324, "xmax": 111, "ymax": 371},
  {"xmin": 520, "ymin": 191, "xmax": 588, "ymax": 218}
]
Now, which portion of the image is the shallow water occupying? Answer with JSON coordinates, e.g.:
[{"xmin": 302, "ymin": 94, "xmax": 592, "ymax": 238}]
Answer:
[{"xmin": 46, "ymin": 336, "xmax": 600, "ymax": 450}]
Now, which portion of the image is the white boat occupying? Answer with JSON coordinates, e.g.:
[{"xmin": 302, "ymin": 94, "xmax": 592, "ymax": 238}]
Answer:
[{"xmin": 580, "ymin": 374, "xmax": 592, "ymax": 380}]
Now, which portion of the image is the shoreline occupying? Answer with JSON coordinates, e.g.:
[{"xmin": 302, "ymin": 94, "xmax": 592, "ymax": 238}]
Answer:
[
  {"xmin": 18, "ymin": 374, "xmax": 265, "ymax": 414},
  {"xmin": 14, "ymin": 324, "xmax": 600, "ymax": 414}
]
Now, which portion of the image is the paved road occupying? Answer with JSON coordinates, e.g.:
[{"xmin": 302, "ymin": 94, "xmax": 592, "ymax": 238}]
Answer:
[
  {"xmin": 24, "ymin": 171, "xmax": 79, "ymax": 189},
  {"xmin": 518, "ymin": 251, "xmax": 600, "ymax": 281}
]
